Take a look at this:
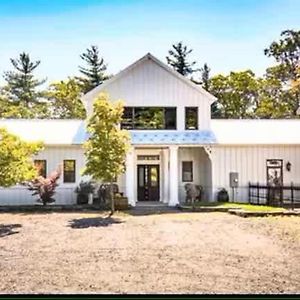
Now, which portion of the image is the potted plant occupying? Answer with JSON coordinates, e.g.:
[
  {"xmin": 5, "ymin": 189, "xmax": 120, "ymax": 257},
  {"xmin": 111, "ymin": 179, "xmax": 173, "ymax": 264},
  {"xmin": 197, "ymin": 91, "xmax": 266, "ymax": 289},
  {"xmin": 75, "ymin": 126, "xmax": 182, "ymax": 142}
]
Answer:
[
  {"xmin": 217, "ymin": 188, "xmax": 229, "ymax": 202},
  {"xmin": 75, "ymin": 180, "xmax": 95, "ymax": 205}
]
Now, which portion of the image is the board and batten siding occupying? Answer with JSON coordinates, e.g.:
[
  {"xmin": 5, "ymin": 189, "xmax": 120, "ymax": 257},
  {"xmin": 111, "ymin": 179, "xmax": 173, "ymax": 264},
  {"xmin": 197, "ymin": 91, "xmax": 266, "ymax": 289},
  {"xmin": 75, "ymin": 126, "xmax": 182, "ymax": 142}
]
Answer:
[
  {"xmin": 87, "ymin": 58, "xmax": 211, "ymax": 130},
  {"xmin": 211, "ymin": 144, "xmax": 300, "ymax": 202},
  {"xmin": 0, "ymin": 145, "xmax": 86, "ymax": 205}
]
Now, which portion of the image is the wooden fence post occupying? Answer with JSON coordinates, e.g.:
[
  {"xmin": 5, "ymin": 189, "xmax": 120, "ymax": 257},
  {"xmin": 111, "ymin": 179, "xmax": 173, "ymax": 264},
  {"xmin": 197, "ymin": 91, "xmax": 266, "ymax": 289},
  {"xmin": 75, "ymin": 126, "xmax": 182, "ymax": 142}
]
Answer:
[{"xmin": 291, "ymin": 182, "xmax": 294, "ymax": 211}]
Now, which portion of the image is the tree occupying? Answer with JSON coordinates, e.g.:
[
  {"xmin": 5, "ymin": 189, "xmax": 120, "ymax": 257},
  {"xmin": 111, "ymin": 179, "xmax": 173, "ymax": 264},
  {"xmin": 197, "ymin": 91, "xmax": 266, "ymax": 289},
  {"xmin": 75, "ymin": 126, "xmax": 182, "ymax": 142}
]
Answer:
[
  {"xmin": 83, "ymin": 92, "xmax": 130, "ymax": 214},
  {"xmin": 0, "ymin": 128, "xmax": 43, "ymax": 187},
  {"xmin": 46, "ymin": 78, "xmax": 86, "ymax": 119},
  {"xmin": 264, "ymin": 30, "xmax": 300, "ymax": 116},
  {"xmin": 200, "ymin": 63, "xmax": 211, "ymax": 91},
  {"xmin": 78, "ymin": 45, "xmax": 109, "ymax": 93},
  {"xmin": 3, "ymin": 52, "xmax": 47, "ymax": 118},
  {"xmin": 209, "ymin": 70, "xmax": 259, "ymax": 118},
  {"xmin": 166, "ymin": 42, "xmax": 199, "ymax": 77}
]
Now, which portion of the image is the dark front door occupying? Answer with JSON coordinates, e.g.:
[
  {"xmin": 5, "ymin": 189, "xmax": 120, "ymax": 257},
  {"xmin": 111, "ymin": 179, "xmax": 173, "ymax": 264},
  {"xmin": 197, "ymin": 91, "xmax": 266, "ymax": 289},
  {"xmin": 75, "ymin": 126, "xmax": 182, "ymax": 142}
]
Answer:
[
  {"xmin": 266, "ymin": 159, "xmax": 283, "ymax": 205},
  {"xmin": 137, "ymin": 165, "xmax": 160, "ymax": 201}
]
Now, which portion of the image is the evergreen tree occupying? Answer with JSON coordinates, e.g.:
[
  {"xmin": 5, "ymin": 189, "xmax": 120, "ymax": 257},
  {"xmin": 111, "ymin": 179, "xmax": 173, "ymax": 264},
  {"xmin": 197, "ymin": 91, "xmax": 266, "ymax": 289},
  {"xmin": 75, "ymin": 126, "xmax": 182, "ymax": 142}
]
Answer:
[
  {"xmin": 166, "ymin": 42, "xmax": 199, "ymax": 77},
  {"xmin": 3, "ymin": 52, "xmax": 47, "ymax": 117},
  {"xmin": 78, "ymin": 45, "xmax": 109, "ymax": 93},
  {"xmin": 200, "ymin": 63, "xmax": 211, "ymax": 91}
]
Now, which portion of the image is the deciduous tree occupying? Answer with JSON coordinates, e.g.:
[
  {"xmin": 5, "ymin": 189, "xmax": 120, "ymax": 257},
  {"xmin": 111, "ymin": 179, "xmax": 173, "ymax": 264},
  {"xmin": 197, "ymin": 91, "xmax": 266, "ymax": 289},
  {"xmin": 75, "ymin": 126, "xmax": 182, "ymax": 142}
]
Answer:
[
  {"xmin": 0, "ymin": 128, "xmax": 43, "ymax": 187},
  {"xmin": 83, "ymin": 93, "xmax": 130, "ymax": 214}
]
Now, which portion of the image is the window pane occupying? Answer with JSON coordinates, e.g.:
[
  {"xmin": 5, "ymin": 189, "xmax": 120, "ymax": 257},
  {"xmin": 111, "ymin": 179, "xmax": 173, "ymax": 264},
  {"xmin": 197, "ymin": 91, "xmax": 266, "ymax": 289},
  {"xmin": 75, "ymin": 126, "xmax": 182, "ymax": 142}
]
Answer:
[
  {"xmin": 34, "ymin": 160, "xmax": 47, "ymax": 178},
  {"xmin": 121, "ymin": 107, "xmax": 134, "ymax": 129},
  {"xmin": 185, "ymin": 107, "xmax": 198, "ymax": 130},
  {"xmin": 182, "ymin": 161, "xmax": 193, "ymax": 182},
  {"xmin": 134, "ymin": 107, "xmax": 164, "ymax": 129},
  {"xmin": 150, "ymin": 167, "xmax": 158, "ymax": 187},
  {"xmin": 165, "ymin": 108, "xmax": 177, "ymax": 129},
  {"xmin": 64, "ymin": 160, "xmax": 76, "ymax": 183}
]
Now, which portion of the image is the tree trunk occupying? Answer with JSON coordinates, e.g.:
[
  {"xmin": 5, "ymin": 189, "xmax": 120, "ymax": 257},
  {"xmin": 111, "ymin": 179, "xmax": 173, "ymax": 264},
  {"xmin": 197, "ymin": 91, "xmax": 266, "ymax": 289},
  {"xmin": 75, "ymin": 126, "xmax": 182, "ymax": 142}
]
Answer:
[{"xmin": 110, "ymin": 181, "xmax": 115, "ymax": 215}]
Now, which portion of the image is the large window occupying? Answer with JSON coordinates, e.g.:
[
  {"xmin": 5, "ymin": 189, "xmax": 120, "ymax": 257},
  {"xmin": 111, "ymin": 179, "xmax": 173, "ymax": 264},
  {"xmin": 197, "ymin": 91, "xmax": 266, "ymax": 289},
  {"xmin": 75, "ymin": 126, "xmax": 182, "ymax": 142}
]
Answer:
[
  {"xmin": 63, "ymin": 160, "xmax": 76, "ymax": 183},
  {"xmin": 185, "ymin": 107, "xmax": 198, "ymax": 130},
  {"xmin": 121, "ymin": 107, "xmax": 176, "ymax": 130},
  {"xmin": 34, "ymin": 160, "xmax": 47, "ymax": 178},
  {"xmin": 182, "ymin": 161, "xmax": 193, "ymax": 182}
]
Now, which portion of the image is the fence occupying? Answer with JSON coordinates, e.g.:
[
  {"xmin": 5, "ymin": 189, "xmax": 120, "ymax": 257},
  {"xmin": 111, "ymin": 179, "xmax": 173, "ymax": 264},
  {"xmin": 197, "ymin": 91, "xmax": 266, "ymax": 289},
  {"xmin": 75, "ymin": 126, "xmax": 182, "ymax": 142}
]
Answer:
[{"xmin": 248, "ymin": 182, "xmax": 300, "ymax": 209}]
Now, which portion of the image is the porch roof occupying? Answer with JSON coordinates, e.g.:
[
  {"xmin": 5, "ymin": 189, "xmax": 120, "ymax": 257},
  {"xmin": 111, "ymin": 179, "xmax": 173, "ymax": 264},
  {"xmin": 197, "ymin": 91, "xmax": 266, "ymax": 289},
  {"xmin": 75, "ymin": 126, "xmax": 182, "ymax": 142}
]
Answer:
[{"xmin": 130, "ymin": 130, "xmax": 216, "ymax": 145}]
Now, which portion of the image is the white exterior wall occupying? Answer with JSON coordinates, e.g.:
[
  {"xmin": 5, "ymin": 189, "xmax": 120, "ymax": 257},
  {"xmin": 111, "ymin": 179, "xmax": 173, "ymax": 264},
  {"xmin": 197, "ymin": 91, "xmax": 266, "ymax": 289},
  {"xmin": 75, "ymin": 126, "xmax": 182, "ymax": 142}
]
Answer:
[
  {"xmin": 0, "ymin": 145, "xmax": 86, "ymax": 205},
  {"xmin": 211, "ymin": 144, "xmax": 300, "ymax": 202},
  {"xmin": 86, "ymin": 58, "xmax": 211, "ymax": 130}
]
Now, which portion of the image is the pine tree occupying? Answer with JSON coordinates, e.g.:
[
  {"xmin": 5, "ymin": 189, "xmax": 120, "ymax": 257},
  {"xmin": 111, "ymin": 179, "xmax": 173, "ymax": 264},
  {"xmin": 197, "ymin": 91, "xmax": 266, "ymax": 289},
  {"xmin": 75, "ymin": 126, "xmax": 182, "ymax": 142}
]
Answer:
[
  {"xmin": 200, "ymin": 63, "xmax": 211, "ymax": 91},
  {"xmin": 166, "ymin": 42, "xmax": 198, "ymax": 77},
  {"xmin": 78, "ymin": 45, "xmax": 109, "ymax": 93},
  {"xmin": 3, "ymin": 52, "xmax": 47, "ymax": 117}
]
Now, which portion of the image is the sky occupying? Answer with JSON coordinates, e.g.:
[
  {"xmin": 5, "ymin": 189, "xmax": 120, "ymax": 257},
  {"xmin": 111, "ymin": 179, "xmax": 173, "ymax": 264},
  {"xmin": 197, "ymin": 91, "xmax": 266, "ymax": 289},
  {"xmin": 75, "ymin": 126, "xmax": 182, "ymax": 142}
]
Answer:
[{"xmin": 0, "ymin": 0, "xmax": 300, "ymax": 85}]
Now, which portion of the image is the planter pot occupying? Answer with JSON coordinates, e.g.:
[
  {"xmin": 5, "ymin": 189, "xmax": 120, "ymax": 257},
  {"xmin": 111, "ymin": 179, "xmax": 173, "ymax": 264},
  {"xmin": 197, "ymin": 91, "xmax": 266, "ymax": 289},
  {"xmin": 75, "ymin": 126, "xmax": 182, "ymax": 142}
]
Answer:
[{"xmin": 115, "ymin": 197, "xmax": 128, "ymax": 210}]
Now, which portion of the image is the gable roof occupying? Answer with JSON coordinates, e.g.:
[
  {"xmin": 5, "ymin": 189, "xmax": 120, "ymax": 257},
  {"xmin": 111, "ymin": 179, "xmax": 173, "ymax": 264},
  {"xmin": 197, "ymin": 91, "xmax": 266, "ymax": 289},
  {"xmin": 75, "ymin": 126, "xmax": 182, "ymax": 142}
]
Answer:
[{"xmin": 82, "ymin": 53, "xmax": 217, "ymax": 104}]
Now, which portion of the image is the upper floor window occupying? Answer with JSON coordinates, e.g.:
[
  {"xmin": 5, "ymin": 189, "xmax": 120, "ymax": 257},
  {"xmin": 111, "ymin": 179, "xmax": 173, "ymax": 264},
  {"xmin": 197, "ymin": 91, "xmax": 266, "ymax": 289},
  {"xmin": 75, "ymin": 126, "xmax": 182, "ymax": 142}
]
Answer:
[
  {"xmin": 34, "ymin": 160, "xmax": 47, "ymax": 178},
  {"xmin": 121, "ymin": 107, "xmax": 176, "ymax": 130},
  {"xmin": 63, "ymin": 160, "xmax": 76, "ymax": 183},
  {"xmin": 185, "ymin": 107, "xmax": 198, "ymax": 130}
]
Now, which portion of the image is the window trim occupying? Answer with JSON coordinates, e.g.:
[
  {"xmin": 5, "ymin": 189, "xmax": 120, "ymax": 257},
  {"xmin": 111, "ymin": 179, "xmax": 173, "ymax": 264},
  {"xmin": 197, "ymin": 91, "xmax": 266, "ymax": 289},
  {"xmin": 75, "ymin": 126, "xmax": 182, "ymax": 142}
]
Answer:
[
  {"xmin": 63, "ymin": 160, "xmax": 76, "ymax": 183},
  {"xmin": 185, "ymin": 107, "xmax": 198, "ymax": 130},
  {"xmin": 182, "ymin": 161, "xmax": 193, "ymax": 182},
  {"xmin": 34, "ymin": 159, "xmax": 47, "ymax": 178}
]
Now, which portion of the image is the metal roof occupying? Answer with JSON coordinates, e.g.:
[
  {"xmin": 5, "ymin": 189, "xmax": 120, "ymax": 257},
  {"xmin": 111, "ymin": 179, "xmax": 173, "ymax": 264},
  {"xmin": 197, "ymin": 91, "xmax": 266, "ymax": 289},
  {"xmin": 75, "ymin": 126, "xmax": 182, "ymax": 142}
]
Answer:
[{"xmin": 0, "ymin": 119, "xmax": 299, "ymax": 146}]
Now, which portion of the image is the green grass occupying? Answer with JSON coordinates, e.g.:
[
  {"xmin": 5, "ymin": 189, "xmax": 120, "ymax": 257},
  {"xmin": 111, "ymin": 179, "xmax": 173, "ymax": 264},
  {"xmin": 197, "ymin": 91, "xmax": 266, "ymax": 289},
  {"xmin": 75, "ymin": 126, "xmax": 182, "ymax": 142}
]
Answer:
[{"xmin": 186, "ymin": 201, "xmax": 286, "ymax": 212}]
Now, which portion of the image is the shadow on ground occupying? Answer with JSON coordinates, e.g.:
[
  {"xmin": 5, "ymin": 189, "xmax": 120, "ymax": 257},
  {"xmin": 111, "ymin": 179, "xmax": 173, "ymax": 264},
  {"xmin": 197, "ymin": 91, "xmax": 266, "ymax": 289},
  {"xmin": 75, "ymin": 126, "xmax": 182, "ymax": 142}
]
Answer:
[
  {"xmin": 68, "ymin": 216, "xmax": 123, "ymax": 229},
  {"xmin": 0, "ymin": 224, "xmax": 22, "ymax": 237}
]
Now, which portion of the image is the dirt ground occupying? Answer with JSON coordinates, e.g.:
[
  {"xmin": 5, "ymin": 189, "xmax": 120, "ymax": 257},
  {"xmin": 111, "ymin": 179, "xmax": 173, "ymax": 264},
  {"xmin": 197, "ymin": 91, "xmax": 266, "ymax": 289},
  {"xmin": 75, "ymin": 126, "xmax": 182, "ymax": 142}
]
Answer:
[{"xmin": 0, "ymin": 210, "xmax": 299, "ymax": 294}]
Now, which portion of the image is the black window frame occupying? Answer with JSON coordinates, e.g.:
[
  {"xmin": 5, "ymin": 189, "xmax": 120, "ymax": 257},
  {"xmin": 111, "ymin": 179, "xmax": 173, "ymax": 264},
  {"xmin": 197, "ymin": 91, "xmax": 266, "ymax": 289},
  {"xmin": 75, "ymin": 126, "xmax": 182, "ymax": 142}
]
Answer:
[
  {"xmin": 34, "ymin": 159, "xmax": 47, "ymax": 178},
  {"xmin": 121, "ymin": 107, "xmax": 177, "ymax": 130},
  {"xmin": 185, "ymin": 107, "xmax": 198, "ymax": 130},
  {"xmin": 182, "ymin": 161, "xmax": 193, "ymax": 182},
  {"xmin": 63, "ymin": 160, "xmax": 76, "ymax": 183}
]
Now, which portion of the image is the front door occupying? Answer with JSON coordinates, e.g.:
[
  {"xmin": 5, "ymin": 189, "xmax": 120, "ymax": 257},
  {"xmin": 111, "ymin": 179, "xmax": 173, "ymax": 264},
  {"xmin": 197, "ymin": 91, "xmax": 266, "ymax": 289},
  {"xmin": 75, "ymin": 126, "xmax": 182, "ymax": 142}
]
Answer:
[{"xmin": 137, "ymin": 165, "xmax": 160, "ymax": 201}]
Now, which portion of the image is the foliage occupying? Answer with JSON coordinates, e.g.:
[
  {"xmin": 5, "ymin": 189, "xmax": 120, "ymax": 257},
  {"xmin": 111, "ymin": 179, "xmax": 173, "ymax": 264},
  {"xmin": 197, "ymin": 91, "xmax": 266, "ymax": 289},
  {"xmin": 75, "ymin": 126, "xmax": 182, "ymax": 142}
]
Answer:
[
  {"xmin": 209, "ymin": 70, "xmax": 259, "ymax": 118},
  {"xmin": 27, "ymin": 167, "xmax": 61, "ymax": 206},
  {"xmin": 75, "ymin": 180, "xmax": 95, "ymax": 204},
  {"xmin": 200, "ymin": 63, "xmax": 211, "ymax": 91},
  {"xmin": 166, "ymin": 41, "xmax": 199, "ymax": 76},
  {"xmin": 46, "ymin": 78, "xmax": 86, "ymax": 119},
  {"xmin": 2, "ymin": 52, "xmax": 48, "ymax": 118},
  {"xmin": 83, "ymin": 92, "xmax": 130, "ymax": 213},
  {"xmin": 78, "ymin": 45, "xmax": 109, "ymax": 93},
  {"xmin": 0, "ymin": 128, "xmax": 43, "ymax": 187}
]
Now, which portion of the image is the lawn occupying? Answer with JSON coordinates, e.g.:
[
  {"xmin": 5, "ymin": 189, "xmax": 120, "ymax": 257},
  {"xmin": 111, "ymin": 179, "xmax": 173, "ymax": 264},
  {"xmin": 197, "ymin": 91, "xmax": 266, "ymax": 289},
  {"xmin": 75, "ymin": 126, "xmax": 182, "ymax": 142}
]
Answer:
[
  {"xmin": 0, "ymin": 211, "xmax": 299, "ymax": 294},
  {"xmin": 183, "ymin": 201, "xmax": 286, "ymax": 212}
]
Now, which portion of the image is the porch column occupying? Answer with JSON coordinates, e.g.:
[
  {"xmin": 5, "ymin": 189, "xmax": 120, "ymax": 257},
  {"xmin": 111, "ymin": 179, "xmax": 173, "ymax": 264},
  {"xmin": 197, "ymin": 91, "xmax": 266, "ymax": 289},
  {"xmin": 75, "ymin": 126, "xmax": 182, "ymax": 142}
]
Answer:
[
  {"xmin": 125, "ymin": 147, "xmax": 135, "ymax": 207},
  {"xmin": 162, "ymin": 149, "xmax": 169, "ymax": 203},
  {"xmin": 169, "ymin": 145, "xmax": 179, "ymax": 206}
]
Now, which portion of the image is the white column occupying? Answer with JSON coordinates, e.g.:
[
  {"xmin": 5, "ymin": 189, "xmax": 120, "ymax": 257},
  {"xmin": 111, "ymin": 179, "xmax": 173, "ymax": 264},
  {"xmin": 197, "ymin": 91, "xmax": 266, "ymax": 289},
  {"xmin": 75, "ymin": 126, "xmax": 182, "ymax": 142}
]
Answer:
[
  {"xmin": 125, "ymin": 147, "xmax": 135, "ymax": 207},
  {"xmin": 169, "ymin": 145, "xmax": 179, "ymax": 206},
  {"xmin": 162, "ymin": 149, "xmax": 169, "ymax": 203}
]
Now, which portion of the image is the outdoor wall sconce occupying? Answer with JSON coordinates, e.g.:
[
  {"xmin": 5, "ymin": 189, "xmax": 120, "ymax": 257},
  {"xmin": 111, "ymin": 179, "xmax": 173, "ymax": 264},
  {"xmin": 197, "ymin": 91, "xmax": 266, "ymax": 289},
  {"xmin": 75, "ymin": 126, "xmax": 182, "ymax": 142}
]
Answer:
[{"xmin": 286, "ymin": 161, "xmax": 291, "ymax": 172}]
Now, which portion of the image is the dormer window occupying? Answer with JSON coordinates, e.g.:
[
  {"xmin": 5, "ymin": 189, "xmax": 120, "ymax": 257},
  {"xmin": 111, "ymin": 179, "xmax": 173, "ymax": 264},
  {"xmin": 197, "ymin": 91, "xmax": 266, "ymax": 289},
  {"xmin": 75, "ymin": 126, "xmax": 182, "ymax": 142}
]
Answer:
[{"xmin": 185, "ymin": 107, "xmax": 198, "ymax": 130}]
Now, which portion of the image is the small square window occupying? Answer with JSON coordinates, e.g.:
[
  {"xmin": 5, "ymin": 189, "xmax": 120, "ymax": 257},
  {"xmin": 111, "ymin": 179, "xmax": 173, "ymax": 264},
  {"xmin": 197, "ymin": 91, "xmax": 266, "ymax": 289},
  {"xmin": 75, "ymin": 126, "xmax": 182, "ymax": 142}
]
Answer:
[
  {"xmin": 182, "ymin": 161, "xmax": 193, "ymax": 182},
  {"xmin": 63, "ymin": 160, "xmax": 76, "ymax": 183},
  {"xmin": 34, "ymin": 160, "xmax": 47, "ymax": 178},
  {"xmin": 185, "ymin": 107, "xmax": 198, "ymax": 130}
]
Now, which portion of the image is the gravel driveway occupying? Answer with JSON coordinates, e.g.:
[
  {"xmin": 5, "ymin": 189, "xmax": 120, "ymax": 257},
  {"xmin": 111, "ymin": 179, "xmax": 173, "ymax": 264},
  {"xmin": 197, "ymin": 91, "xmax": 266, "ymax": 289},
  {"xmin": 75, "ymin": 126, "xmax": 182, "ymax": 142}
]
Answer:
[{"xmin": 0, "ymin": 211, "xmax": 299, "ymax": 294}]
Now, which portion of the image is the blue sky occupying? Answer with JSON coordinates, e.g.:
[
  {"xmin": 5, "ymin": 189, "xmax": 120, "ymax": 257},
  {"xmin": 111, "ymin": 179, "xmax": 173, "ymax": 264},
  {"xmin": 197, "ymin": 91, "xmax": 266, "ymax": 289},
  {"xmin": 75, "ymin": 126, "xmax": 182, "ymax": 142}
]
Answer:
[{"xmin": 0, "ymin": 0, "xmax": 299, "ymax": 84}]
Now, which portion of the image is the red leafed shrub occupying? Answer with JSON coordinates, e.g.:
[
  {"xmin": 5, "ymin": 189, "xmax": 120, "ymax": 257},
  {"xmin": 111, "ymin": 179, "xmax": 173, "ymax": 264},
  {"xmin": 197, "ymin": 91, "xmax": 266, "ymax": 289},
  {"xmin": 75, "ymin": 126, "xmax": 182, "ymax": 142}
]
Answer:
[{"xmin": 27, "ymin": 166, "xmax": 62, "ymax": 206}]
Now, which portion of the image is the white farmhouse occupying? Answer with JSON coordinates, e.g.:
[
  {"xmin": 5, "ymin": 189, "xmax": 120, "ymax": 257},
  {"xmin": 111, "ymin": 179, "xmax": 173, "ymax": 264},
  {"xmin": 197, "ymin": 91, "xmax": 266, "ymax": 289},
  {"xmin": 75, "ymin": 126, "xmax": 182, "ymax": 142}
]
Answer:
[{"xmin": 0, "ymin": 53, "xmax": 300, "ymax": 206}]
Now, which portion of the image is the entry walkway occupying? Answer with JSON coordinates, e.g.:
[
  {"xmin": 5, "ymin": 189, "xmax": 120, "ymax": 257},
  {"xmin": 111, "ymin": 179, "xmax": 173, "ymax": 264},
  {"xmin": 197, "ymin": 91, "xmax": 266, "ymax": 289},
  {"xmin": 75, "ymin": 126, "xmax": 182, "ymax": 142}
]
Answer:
[{"xmin": 131, "ymin": 201, "xmax": 180, "ymax": 216}]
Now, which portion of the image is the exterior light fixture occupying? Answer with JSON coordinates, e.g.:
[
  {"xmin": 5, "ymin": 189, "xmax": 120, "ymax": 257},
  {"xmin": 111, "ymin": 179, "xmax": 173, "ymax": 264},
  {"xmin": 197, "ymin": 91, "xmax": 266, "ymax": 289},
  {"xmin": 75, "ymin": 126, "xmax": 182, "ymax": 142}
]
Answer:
[{"xmin": 286, "ymin": 161, "xmax": 291, "ymax": 172}]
